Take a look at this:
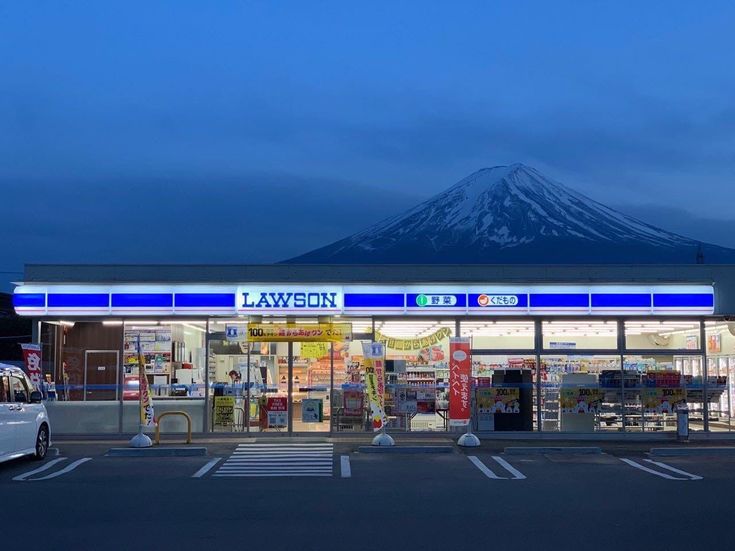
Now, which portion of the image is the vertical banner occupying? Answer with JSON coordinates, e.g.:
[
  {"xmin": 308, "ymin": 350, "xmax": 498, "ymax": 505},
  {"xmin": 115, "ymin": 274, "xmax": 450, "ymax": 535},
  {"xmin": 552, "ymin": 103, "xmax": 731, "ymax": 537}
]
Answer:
[
  {"xmin": 363, "ymin": 342, "xmax": 386, "ymax": 431},
  {"xmin": 20, "ymin": 343, "xmax": 43, "ymax": 389},
  {"xmin": 449, "ymin": 338, "xmax": 471, "ymax": 426},
  {"xmin": 137, "ymin": 336, "xmax": 156, "ymax": 427}
]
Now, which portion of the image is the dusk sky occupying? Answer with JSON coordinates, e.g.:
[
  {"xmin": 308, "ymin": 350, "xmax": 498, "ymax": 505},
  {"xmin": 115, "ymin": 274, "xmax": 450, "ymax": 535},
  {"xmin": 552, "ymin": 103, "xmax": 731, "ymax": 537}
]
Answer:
[{"xmin": 2, "ymin": 2, "xmax": 735, "ymax": 289}]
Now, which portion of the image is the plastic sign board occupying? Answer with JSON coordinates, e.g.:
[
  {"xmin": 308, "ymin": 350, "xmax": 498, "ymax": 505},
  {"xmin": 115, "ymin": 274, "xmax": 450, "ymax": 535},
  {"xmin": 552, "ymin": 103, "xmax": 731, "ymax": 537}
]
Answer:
[
  {"xmin": 448, "ymin": 338, "xmax": 471, "ymax": 426},
  {"xmin": 246, "ymin": 323, "xmax": 352, "ymax": 342},
  {"xmin": 13, "ymin": 284, "xmax": 716, "ymax": 317}
]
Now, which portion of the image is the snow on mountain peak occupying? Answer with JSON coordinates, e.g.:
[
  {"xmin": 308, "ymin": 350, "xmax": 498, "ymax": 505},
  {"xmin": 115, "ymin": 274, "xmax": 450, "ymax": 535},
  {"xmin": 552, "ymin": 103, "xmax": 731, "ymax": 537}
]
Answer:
[{"xmin": 287, "ymin": 164, "xmax": 735, "ymax": 264}]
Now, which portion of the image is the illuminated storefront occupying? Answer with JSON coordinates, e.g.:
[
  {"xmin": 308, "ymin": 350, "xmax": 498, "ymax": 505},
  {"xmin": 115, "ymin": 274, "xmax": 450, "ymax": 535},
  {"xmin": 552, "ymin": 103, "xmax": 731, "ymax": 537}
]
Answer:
[{"xmin": 13, "ymin": 264, "xmax": 735, "ymax": 436}]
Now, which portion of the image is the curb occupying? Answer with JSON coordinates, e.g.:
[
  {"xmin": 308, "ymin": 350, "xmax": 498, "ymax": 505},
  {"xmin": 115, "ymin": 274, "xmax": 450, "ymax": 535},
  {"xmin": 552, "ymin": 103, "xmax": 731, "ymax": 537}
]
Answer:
[
  {"xmin": 650, "ymin": 447, "xmax": 735, "ymax": 457},
  {"xmin": 106, "ymin": 447, "xmax": 208, "ymax": 457},
  {"xmin": 358, "ymin": 445, "xmax": 454, "ymax": 454},
  {"xmin": 504, "ymin": 446, "xmax": 602, "ymax": 455}
]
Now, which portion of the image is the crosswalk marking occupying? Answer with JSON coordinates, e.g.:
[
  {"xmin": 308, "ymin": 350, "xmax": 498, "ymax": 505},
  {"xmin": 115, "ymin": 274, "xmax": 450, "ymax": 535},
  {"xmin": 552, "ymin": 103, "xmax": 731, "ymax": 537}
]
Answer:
[
  {"xmin": 13, "ymin": 457, "xmax": 67, "ymax": 481},
  {"xmin": 192, "ymin": 457, "xmax": 222, "ymax": 478},
  {"xmin": 31, "ymin": 458, "xmax": 92, "ymax": 481},
  {"xmin": 213, "ymin": 443, "xmax": 334, "ymax": 478}
]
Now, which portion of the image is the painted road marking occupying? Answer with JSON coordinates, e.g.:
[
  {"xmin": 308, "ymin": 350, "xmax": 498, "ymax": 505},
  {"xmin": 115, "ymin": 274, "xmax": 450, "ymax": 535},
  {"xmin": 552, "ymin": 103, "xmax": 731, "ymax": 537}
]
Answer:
[
  {"xmin": 192, "ymin": 457, "xmax": 222, "ymax": 478},
  {"xmin": 643, "ymin": 459, "xmax": 703, "ymax": 480},
  {"xmin": 620, "ymin": 458, "xmax": 702, "ymax": 480},
  {"xmin": 12, "ymin": 458, "xmax": 67, "ymax": 481},
  {"xmin": 491, "ymin": 456, "xmax": 527, "ymax": 479},
  {"xmin": 31, "ymin": 458, "xmax": 92, "ymax": 481},
  {"xmin": 340, "ymin": 455, "xmax": 351, "ymax": 478},
  {"xmin": 468, "ymin": 456, "xmax": 503, "ymax": 479},
  {"xmin": 213, "ymin": 443, "xmax": 334, "ymax": 477},
  {"xmin": 468, "ymin": 456, "xmax": 526, "ymax": 480}
]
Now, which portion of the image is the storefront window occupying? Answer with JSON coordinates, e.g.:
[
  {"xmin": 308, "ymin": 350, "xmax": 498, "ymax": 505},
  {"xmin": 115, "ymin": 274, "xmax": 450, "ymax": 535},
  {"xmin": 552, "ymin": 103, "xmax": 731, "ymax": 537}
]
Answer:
[
  {"xmin": 122, "ymin": 320, "xmax": 206, "ymax": 433},
  {"xmin": 625, "ymin": 320, "xmax": 702, "ymax": 350},
  {"xmin": 375, "ymin": 320, "xmax": 455, "ymax": 432},
  {"xmin": 472, "ymin": 355, "xmax": 536, "ymax": 431},
  {"xmin": 462, "ymin": 320, "xmax": 535, "ymax": 350},
  {"xmin": 540, "ymin": 355, "xmax": 622, "ymax": 432},
  {"xmin": 623, "ymin": 354, "xmax": 704, "ymax": 432},
  {"xmin": 705, "ymin": 321, "xmax": 735, "ymax": 431},
  {"xmin": 543, "ymin": 320, "xmax": 617, "ymax": 350}
]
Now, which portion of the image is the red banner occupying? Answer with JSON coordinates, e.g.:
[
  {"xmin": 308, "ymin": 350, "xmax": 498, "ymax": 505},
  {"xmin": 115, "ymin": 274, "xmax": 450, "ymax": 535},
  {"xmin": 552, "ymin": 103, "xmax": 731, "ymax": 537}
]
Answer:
[
  {"xmin": 20, "ymin": 343, "xmax": 43, "ymax": 388},
  {"xmin": 449, "ymin": 338, "xmax": 471, "ymax": 426}
]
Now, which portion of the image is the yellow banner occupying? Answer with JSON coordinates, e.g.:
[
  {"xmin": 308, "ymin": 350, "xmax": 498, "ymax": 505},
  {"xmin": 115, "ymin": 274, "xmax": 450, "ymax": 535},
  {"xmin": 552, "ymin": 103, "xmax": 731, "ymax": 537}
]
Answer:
[
  {"xmin": 213, "ymin": 396, "xmax": 235, "ymax": 426},
  {"xmin": 365, "ymin": 358, "xmax": 386, "ymax": 431},
  {"xmin": 246, "ymin": 323, "xmax": 352, "ymax": 342},
  {"xmin": 642, "ymin": 388, "xmax": 686, "ymax": 414},
  {"xmin": 560, "ymin": 387, "xmax": 604, "ymax": 414},
  {"xmin": 477, "ymin": 388, "xmax": 520, "ymax": 414},
  {"xmin": 375, "ymin": 327, "xmax": 451, "ymax": 350}
]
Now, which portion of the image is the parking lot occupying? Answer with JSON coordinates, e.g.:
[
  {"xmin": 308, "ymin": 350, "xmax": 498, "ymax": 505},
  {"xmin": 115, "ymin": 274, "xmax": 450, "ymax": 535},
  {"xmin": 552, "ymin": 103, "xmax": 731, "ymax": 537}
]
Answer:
[{"xmin": 3, "ymin": 439, "xmax": 733, "ymax": 551}]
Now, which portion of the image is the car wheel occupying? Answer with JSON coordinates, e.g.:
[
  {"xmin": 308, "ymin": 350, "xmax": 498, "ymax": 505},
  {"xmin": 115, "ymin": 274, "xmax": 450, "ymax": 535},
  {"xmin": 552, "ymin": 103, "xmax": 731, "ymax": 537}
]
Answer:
[{"xmin": 34, "ymin": 425, "xmax": 49, "ymax": 460}]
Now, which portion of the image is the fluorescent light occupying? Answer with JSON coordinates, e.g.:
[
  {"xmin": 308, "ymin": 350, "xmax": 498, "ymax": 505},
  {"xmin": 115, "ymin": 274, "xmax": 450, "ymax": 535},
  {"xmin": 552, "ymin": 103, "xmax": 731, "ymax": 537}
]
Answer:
[{"xmin": 103, "ymin": 321, "xmax": 124, "ymax": 326}]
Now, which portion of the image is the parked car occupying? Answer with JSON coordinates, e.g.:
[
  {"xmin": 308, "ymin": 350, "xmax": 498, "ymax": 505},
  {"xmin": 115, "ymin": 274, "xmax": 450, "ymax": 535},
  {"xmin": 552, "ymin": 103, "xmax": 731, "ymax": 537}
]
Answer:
[{"xmin": 0, "ymin": 364, "xmax": 50, "ymax": 463}]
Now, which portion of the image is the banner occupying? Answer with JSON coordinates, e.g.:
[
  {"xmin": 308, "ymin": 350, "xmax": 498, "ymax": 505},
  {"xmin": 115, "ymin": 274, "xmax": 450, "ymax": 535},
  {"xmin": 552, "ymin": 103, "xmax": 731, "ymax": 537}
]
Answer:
[
  {"xmin": 247, "ymin": 323, "xmax": 352, "ymax": 342},
  {"xmin": 137, "ymin": 336, "xmax": 156, "ymax": 427},
  {"xmin": 266, "ymin": 396, "xmax": 287, "ymax": 428},
  {"xmin": 375, "ymin": 327, "xmax": 451, "ymax": 351},
  {"xmin": 477, "ymin": 387, "xmax": 520, "ymax": 413},
  {"xmin": 560, "ymin": 387, "xmax": 604, "ymax": 414},
  {"xmin": 364, "ymin": 353, "xmax": 386, "ymax": 431},
  {"xmin": 20, "ymin": 343, "xmax": 43, "ymax": 388},
  {"xmin": 642, "ymin": 388, "xmax": 686, "ymax": 414},
  {"xmin": 448, "ymin": 338, "xmax": 471, "ymax": 426}
]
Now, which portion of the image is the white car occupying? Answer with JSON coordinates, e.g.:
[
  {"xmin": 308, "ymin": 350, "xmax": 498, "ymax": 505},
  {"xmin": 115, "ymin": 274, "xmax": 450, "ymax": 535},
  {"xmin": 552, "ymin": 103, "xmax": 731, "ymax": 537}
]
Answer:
[{"xmin": 0, "ymin": 364, "xmax": 50, "ymax": 463}]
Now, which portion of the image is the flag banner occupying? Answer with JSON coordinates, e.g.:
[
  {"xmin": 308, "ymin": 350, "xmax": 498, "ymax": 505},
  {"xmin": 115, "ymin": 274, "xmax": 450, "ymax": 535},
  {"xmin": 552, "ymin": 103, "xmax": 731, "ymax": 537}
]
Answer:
[
  {"xmin": 449, "ymin": 338, "xmax": 471, "ymax": 426},
  {"xmin": 138, "ymin": 336, "xmax": 155, "ymax": 427},
  {"xmin": 20, "ymin": 343, "xmax": 43, "ymax": 388}
]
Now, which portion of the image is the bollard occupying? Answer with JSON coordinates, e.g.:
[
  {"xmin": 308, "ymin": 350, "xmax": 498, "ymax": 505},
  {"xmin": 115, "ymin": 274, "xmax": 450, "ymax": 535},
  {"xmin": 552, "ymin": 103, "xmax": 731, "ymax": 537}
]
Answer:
[{"xmin": 676, "ymin": 405, "xmax": 689, "ymax": 442}]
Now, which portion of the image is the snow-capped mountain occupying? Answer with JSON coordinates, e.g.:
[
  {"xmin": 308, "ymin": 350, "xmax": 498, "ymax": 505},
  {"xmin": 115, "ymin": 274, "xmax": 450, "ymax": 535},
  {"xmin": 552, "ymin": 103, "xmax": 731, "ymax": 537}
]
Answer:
[{"xmin": 287, "ymin": 163, "xmax": 735, "ymax": 264}]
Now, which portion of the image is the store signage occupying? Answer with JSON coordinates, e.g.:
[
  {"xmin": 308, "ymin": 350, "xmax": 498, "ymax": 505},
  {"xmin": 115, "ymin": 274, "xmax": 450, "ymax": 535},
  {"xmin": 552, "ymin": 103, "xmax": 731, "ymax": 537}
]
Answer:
[
  {"xmin": 365, "ymin": 361, "xmax": 386, "ymax": 431},
  {"xmin": 560, "ymin": 387, "xmax": 604, "ymax": 414},
  {"xmin": 20, "ymin": 343, "xmax": 43, "ymax": 388},
  {"xmin": 241, "ymin": 291, "xmax": 338, "ymax": 309},
  {"xmin": 476, "ymin": 294, "xmax": 520, "ymax": 307},
  {"xmin": 448, "ymin": 338, "xmax": 471, "ymax": 426},
  {"xmin": 213, "ymin": 396, "xmax": 235, "ymax": 426},
  {"xmin": 266, "ymin": 397, "xmax": 287, "ymax": 428},
  {"xmin": 301, "ymin": 398, "xmax": 323, "ymax": 422},
  {"xmin": 477, "ymin": 387, "xmax": 520, "ymax": 413},
  {"xmin": 225, "ymin": 324, "xmax": 247, "ymax": 342},
  {"xmin": 642, "ymin": 388, "xmax": 686, "ymax": 414},
  {"xmin": 13, "ymin": 284, "xmax": 716, "ymax": 317},
  {"xmin": 246, "ymin": 323, "xmax": 352, "ymax": 342}
]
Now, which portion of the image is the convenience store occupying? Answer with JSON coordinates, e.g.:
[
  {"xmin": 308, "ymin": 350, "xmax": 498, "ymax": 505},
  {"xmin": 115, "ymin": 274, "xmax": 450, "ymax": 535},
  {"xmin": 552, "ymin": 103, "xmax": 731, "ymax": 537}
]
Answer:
[{"xmin": 13, "ymin": 263, "xmax": 735, "ymax": 437}]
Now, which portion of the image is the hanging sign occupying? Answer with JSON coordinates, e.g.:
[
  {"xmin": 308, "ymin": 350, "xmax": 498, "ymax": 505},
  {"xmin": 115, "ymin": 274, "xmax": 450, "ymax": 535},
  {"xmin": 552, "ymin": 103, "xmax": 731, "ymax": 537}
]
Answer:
[
  {"xmin": 247, "ymin": 323, "xmax": 352, "ymax": 342},
  {"xmin": 375, "ymin": 327, "xmax": 451, "ymax": 351},
  {"xmin": 448, "ymin": 338, "xmax": 471, "ymax": 426},
  {"xmin": 20, "ymin": 343, "xmax": 43, "ymax": 388},
  {"xmin": 300, "ymin": 342, "xmax": 329, "ymax": 359}
]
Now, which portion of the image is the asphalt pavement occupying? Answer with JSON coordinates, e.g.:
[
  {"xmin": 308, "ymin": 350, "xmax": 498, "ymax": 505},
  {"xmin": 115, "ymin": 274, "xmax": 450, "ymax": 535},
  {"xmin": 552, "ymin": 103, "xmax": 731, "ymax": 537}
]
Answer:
[{"xmin": 3, "ymin": 438, "xmax": 734, "ymax": 551}]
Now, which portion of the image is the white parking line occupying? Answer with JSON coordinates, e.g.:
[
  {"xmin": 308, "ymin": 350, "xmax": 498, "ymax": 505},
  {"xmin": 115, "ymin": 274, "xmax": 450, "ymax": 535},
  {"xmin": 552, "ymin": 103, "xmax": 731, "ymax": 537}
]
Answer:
[
  {"xmin": 31, "ymin": 458, "xmax": 92, "ymax": 481},
  {"xmin": 468, "ymin": 456, "xmax": 504, "ymax": 479},
  {"xmin": 492, "ymin": 456, "xmax": 527, "ymax": 480},
  {"xmin": 620, "ymin": 458, "xmax": 701, "ymax": 480},
  {"xmin": 192, "ymin": 457, "xmax": 222, "ymax": 478},
  {"xmin": 12, "ymin": 458, "xmax": 67, "ymax": 481},
  {"xmin": 340, "ymin": 455, "xmax": 351, "ymax": 478},
  {"xmin": 643, "ymin": 459, "xmax": 703, "ymax": 481}
]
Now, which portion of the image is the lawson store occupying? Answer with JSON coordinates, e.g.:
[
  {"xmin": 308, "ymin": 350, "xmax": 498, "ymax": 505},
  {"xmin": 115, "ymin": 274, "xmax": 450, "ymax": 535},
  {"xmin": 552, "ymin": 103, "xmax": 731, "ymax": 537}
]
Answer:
[{"xmin": 12, "ymin": 263, "xmax": 735, "ymax": 437}]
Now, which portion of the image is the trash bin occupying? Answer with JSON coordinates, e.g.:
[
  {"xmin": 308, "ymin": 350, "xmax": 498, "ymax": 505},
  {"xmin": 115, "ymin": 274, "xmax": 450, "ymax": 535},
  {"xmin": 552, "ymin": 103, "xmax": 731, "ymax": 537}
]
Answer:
[{"xmin": 676, "ymin": 405, "xmax": 689, "ymax": 441}]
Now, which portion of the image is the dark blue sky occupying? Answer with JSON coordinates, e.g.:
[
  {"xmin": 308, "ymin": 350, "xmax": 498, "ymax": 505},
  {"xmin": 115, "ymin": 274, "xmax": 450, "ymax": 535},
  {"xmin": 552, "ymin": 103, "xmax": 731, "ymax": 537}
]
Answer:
[{"xmin": 2, "ymin": 2, "xmax": 735, "ymax": 289}]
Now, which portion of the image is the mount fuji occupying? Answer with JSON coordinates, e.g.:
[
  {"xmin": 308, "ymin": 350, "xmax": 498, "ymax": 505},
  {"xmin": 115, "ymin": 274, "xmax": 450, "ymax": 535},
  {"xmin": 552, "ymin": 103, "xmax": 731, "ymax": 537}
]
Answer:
[{"xmin": 287, "ymin": 164, "xmax": 735, "ymax": 264}]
